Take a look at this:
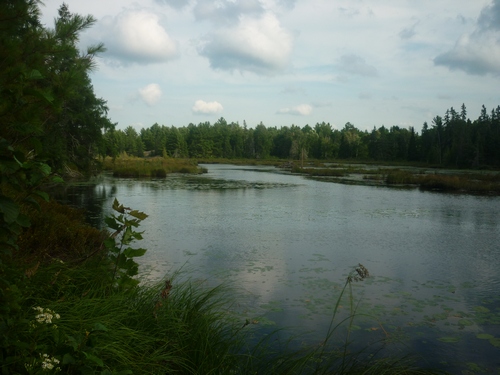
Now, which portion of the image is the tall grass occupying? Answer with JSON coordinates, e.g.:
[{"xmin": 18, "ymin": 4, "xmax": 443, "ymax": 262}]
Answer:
[
  {"xmin": 103, "ymin": 154, "xmax": 206, "ymax": 177},
  {"xmin": 17, "ymin": 261, "xmax": 246, "ymax": 374},
  {"xmin": 386, "ymin": 170, "xmax": 500, "ymax": 193}
]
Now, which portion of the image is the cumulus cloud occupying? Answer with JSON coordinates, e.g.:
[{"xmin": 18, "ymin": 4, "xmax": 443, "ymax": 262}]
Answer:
[
  {"xmin": 434, "ymin": 0, "xmax": 500, "ymax": 75},
  {"xmin": 192, "ymin": 100, "xmax": 223, "ymax": 114},
  {"xmin": 277, "ymin": 104, "xmax": 312, "ymax": 116},
  {"xmin": 336, "ymin": 54, "xmax": 378, "ymax": 77},
  {"xmin": 193, "ymin": 0, "xmax": 264, "ymax": 24},
  {"xmin": 96, "ymin": 10, "xmax": 178, "ymax": 64},
  {"xmin": 399, "ymin": 21, "xmax": 419, "ymax": 40},
  {"xmin": 155, "ymin": 0, "xmax": 189, "ymax": 10},
  {"xmin": 139, "ymin": 84, "xmax": 162, "ymax": 106},
  {"xmin": 197, "ymin": 13, "xmax": 293, "ymax": 75}
]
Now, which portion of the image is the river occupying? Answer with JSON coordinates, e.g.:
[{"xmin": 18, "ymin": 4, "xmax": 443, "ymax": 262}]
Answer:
[{"xmin": 57, "ymin": 164, "xmax": 500, "ymax": 374}]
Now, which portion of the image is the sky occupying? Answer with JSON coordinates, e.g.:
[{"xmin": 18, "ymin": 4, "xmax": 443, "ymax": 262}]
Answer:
[{"xmin": 39, "ymin": 0, "xmax": 500, "ymax": 132}]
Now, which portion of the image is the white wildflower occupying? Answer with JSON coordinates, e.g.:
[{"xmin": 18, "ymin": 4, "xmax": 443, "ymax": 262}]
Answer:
[
  {"xmin": 32, "ymin": 307, "xmax": 61, "ymax": 325},
  {"xmin": 40, "ymin": 353, "xmax": 60, "ymax": 371}
]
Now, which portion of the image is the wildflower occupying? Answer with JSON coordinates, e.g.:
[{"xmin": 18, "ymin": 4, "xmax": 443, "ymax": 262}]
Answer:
[
  {"xmin": 40, "ymin": 353, "xmax": 60, "ymax": 371},
  {"xmin": 32, "ymin": 307, "xmax": 60, "ymax": 325},
  {"xmin": 347, "ymin": 264, "xmax": 370, "ymax": 283}
]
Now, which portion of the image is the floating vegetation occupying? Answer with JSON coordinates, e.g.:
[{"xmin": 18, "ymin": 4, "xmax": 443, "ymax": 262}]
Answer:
[
  {"xmin": 489, "ymin": 338, "xmax": 500, "ymax": 347},
  {"xmin": 476, "ymin": 333, "xmax": 494, "ymax": 340},
  {"xmin": 437, "ymin": 336, "xmax": 460, "ymax": 343}
]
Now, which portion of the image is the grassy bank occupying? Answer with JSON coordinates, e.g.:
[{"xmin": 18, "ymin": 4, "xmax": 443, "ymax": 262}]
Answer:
[
  {"xmin": 386, "ymin": 170, "xmax": 500, "ymax": 193},
  {"xmin": 103, "ymin": 154, "xmax": 207, "ymax": 177},
  {"xmin": 290, "ymin": 164, "xmax": 500, "ymax": 194},
  {"xmin": 1, "ymin": 200, "xmax": 443, "ymax": 374}
]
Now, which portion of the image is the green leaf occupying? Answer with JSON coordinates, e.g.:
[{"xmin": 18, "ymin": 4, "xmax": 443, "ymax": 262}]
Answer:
[
  {"xmin": 112, "ymin": 198, "xmax": 125, "ymax": 213},
  {"xmin": 83, "ymin": 352, "xmax": 104, "ymax": 367},
  {"xmin": 15, "ymin": 213, "xmax": 31, "ymax": 228},
  {"xmin": 123, "ymin": 248, "xmax": 147, "ymax": 258},
  {"xmin": 104, "ymin": 238, "xmax": 116, "ymax": 249},
  {"xmin": 132, "ymin": 231, "xmax": 144, "ymax": 240},
  {"xmin": 0, "ymin": 196, "xmax": 19, "ymax": 223},
  {"xmin": 92, "ymin": 322, "xmax": 108, "ymax": 332},
  {"xmin": 62, "ymin": 353, "xmax": 76, "ymax": 364},
  {"xmin": 38, "ymin": 163, "xmax": 51, "ymax": 176},
  {"xmin": 104, "ymin": 217, "xmax": 121, "ymax": 230},
  {"xmin": 129, "ymin": 210, "xmax": 148, "ymax": 220},
  {"xmin": 27, "ymin": 69, "xmax": 43, "ymax": 80},
  {"xmin": 52, "ymin": 176, "xmax": 64, "ymax": 183},
  {"xmin": 34, "ymin": 191, "xmax": 49, "ymax": 202},
  {"xmin": 122, "ymin": 227, "xmax": 133, "ymax": 244}
]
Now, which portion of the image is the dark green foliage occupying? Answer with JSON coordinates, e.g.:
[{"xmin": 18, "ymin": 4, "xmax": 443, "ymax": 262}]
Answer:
[
  {"xmin": 17, "ymin": 199, "xmax": 106, "ymax": 262},
  {"xmin": 104, "ymin": 199, "xmax": 147, "ymax": 290},
  {"xmin": 0, "ymin": 0, "xmax": 113, "ymax": 175},
  {"xmin": 123, "ymin": 104, "xmax": 500, "ymax": 169}
]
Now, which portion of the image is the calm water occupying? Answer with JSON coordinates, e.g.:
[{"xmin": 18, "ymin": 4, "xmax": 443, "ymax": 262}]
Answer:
[{"xmin": 57, "ymin": 164, "xmax": 500, "ymax": 374}]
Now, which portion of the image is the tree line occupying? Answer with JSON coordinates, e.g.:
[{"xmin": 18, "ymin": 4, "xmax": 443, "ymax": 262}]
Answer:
[{"xmin": 105, "ymin": 103, "xmax": 500, "ymax": 168}]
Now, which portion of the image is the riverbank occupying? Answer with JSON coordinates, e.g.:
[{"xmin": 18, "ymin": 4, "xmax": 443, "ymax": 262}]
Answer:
[
  {"xmin": 289, "ymin": 163, "xmax": 500, "ymax": 194},
  {"xmin": 3, "ymin": 198, "xmax": 443, "ymax": 374},
  {"xmin": 101, "ymin": 154, "xmax": 500, "ymax": 195}
]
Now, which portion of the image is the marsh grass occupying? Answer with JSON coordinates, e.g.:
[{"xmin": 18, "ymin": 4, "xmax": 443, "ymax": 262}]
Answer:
[
  {"xmin": 292, "ymin": 163, "xmax": 500, "ymax": 194},
  {"xmin": 11, "ymin": 259, "xmax": 247, "ymax": 374},
  {"xmin": 103, "ymin": 154, "xmax": 206, "ymax": 177},
  {"xmin": 385, "ymin": 170, "xmax": 500, "ymax": 193}
]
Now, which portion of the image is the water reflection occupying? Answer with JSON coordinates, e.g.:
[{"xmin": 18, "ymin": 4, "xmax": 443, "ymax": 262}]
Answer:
[{"xmin": 58, "ymin": 165, "xmax": 500, "ymax": 374}]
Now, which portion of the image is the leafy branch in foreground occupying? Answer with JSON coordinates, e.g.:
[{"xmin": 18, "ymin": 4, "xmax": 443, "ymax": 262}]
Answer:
[{"xmin": 103, "ymin": 198, "xmax": 148, "ymax": 290}]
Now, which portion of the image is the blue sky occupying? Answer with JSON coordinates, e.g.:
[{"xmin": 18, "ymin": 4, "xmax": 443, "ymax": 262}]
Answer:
[{"xmin": 40, "ymin": 0, "xmax": 500, "ymax": 132}]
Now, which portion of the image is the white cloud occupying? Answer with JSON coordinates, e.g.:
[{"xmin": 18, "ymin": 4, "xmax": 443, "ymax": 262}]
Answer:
[
  {"xmin": 277, "ymin": 104, "xmax": 312, "ymax": 116},
  {"xmin": 399, "ymin": 21, "xmax": 419, "ymax": 40},
  {"xmin": 197, "ymin": 12, "xmax": 293, "ymax": 75},
  {"xmin": 139, "ymin": 84, "xmax": 162, "ymax": 106},
  {"xmin": 193, "ymin": 0, "xmax": 264, "ymax": 24},
  {"xmin": 97, "ymin": 10, "xmax": 178, "ymax": 64},
  {"xmin": 336, "ymin": 54, "xmax": 378, "ymax": 77},
  {"xmin": 192, "ymin": 100, "xmax": 223, "ymax": 114},
  {"xmin": 434, "ymin": 33, "xmax": 500, "ymax": 75},
  {"xmin": 434, "ymin": 0, "xmax": 500, "ymax": 76}
]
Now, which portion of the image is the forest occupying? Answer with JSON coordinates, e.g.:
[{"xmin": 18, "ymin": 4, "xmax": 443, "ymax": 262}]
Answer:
[{"xmin": 105, "ymin": 104, "xmax": 500, "ymax": 169}]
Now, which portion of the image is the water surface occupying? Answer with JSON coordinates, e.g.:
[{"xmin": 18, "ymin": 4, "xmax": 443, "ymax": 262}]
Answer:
[{"xmin": 57, "ymin": 164, "xmax": 500, "ymax": 374}]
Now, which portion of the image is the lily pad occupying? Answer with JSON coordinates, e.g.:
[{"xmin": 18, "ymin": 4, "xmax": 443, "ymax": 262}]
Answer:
[
  {"xmin": 476, "ymin": 333, "xmax": 494, "ymax": 340},
  {"xmin": 458, "ymin": 319, "xmax": 474, "ymax": 327},
  {"xmin": 437, "ymin": 336, "xmax": 460, "ymax": 343},
  {"xmin": 474, "ymin": 306, "xmax": 490, "ymax": 313},
  {"xmin": 489, "ymin": 338, "xmax": 500, "ymax": 348}
]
